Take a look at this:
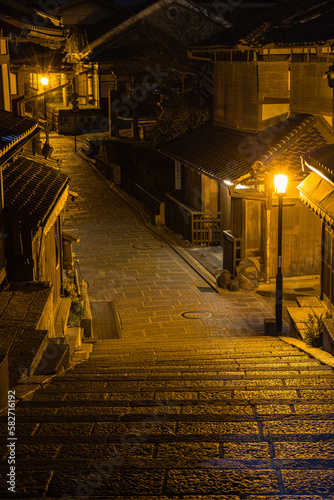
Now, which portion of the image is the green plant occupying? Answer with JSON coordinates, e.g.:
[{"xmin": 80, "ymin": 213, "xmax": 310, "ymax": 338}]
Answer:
[
  {"xmin": 304, "ymin": 309, "xmax": 333, "ymax": 347},
  {"xmin": 63, "ymin": 277, "xmax": 85, "ymax": 327}
]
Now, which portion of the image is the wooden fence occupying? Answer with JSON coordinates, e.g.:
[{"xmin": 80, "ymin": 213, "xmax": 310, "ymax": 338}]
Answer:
[{"xmin": 165, "ymin": 193, "xmax": 221, "ymax": 246}]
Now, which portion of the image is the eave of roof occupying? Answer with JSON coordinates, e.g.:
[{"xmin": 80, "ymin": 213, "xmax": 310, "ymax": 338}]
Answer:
[
  {"xmin": 190, "ymin": 1, "xmax": 334, "ymax": 52},
  {"xmin": 3, "ymin": 155, "xmax": 69, "ymax": 228},
  {"xmin": 160, "ymin": 114, "xmax": 327, "ymax": 185},
  {"xmin": 298, "ymin": 171, "xmax": 334, "ymax": 227},
  {"xmin": 0, "ymin": 111, "xmax": 39, "ymax": 161},
  {"xmin": 302, "ymin": 144, "xmax": 334, "ymax": 185},
  {"xmin": 81, "ymin": 0, "xmax": 219, "ymax": 58}
]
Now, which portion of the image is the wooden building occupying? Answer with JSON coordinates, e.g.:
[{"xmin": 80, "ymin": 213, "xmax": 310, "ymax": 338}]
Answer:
[
  {"xmin": 3, "ymin": 154, "xmax": 70, "ymax": 313},
  {"xmin": 161, "ymin": 0, "xmax": 334, "ymax": 280},
  {"xmin": 0, "ymin": 110, "xmax": 40, "ymax": 285},
  {"xmin": 298, "ymin": 145, "xmax": 334, "ymax": 309},
  {"xmin": 161, "ymin": 114, "xmax": 327, "ymax": 280}
]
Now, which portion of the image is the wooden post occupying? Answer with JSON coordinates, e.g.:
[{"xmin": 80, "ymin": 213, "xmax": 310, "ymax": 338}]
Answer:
[{"xmin": 109, "ymin": 90, "xmax": 119, "ymax": 137}]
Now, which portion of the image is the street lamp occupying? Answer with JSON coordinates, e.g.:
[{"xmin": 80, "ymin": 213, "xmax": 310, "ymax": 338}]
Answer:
[
  {"xmin": 274, "ymin": 173, "xmax": 288, "ymax": 333},
  {"xmin": 40, "ymin": 76, "xmax": 49, "ymax": 120}
]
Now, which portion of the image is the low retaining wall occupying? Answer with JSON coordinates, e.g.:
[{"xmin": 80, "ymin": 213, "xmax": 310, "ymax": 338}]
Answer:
[
  {"xmin": 134, "ymin": 183, "xmax": 165, "ymax": 226},
  {"xmin": 95, "ymin": 155, "xmax": 121, "ymax": 184},
  {"xmin": 323, "ymin": 317, "xmax": 334, "ymax": 355}
]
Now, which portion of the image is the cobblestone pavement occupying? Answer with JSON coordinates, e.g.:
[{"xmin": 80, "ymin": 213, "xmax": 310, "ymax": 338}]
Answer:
[{"xmin": 1, "ymin": 135, "xmax": 334, "ymax": 498}]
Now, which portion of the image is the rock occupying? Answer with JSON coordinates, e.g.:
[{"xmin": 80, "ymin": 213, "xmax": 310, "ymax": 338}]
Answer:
[
  {"xmin": 216, "ymin": 269, "xmax": 232, "ymax": 289},
  {"xmin": 228, "ymin": 278, "xmax": 239, "ymax": 291},
  {"xmin": 236, "ymin": 258, "xmax": 259, "ymax": 291}
]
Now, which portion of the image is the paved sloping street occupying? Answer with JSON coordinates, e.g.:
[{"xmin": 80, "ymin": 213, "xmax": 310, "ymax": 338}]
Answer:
[
  {"xmin": 57, "ymin": 136, "xmax": 275, "ymax": 339},
  {"xmin": 1, "ymin": 135, "xmax": 334, "ymax": 498}
]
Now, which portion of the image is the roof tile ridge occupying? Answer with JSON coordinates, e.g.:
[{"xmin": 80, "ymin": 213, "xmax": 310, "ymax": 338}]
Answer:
[
  {"xmin": 239, "ymin": 21, "xmax": 271, "ymax": 46},
  {"xmin": 258, "ymin": 114, "xmax": 318, "ymax": 166}
]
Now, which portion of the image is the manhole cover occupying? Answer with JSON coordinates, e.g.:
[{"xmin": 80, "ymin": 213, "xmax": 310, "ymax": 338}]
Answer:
[
  {"xmin": 132, "ymin": 243, "xmax": 163, "ymax": 250},
  {"xmin": 181, "ymin": 311, "xmax": 212, "ymax": 319}
]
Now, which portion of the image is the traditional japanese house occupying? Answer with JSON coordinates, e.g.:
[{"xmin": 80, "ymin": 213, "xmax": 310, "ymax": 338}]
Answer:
[
  {"xmin": 161, "ymin": 114, "xmax": 327, "ymax": 280},
  {"xmin": 0, "ymin": 109, "xmax": 40, "ymax": 283},
  {"xmin": 3, "ymin": 154, "xmax": 70, "ymax": 312},
  {"xmin": 161, "ymin": 0, "xmax": 334, "ymax": 281},
  {"xmin": 0, "ymin": 0, "xmax": 75, "ymax": 129},
  {"xmin": 298, "ymin": 145, "xmax": 334, "ymax": 308}
]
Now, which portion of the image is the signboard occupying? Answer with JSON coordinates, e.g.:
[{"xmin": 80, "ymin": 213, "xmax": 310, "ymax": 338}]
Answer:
[{"xmin": 175, "ymin": 161, "xmax": 181, "ymax": 190}]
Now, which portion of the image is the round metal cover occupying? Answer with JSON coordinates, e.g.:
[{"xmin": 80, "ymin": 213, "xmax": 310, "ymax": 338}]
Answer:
[
  {"xmin": 181, "ymin": 311, "xmax": 212, "ymax": 319},
  {"xmin": 132, "ymin": 243, "xmax": 163, "ymax": 250}
]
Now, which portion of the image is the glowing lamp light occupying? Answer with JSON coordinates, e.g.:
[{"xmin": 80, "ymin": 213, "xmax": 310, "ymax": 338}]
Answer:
[
  {"xmin": 40, "ymin": 76, "xmax": 49, "ymax": 86},
  {"xmin": 274, "ymin": 174, "xmax": 288, "ymax": 194}
]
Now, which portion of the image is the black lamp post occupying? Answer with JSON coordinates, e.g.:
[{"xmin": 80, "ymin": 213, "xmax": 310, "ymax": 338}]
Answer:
[
  {"xmin": 40, "ymin": 76, "xmax": 49, "ymax": 121},
  {"xmin": 274, "ymin": 173, "xmax": 288, "ymax": 333}
]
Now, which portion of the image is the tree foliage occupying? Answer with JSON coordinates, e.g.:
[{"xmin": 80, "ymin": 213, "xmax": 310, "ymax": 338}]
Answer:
[{"xmin": 150, "ymin": 97, "xmax": 209, "ymax": 144}]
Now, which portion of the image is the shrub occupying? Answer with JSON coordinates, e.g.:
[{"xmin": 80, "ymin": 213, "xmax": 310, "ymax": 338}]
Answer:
[
  {"xmin": 304, "ymin": 310, "xmax": 333, "ymax": 347},
  {"xmin": 63, "ymin": 277, "xmax": 85, "ymax": 327}
]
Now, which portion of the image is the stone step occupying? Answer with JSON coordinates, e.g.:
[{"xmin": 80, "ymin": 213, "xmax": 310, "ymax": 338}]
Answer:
[
  {"xmin": 2, "ymin": 457, "xmax": 334, "ymax": 472},
  {"xmin": 85, "ymin": 357, "xmax": 323, "ymax": 367},
  {"xmin": 65, "ymin": 326, "xmax": 84, "ymax": 356},
  {"xmin": 50, "ymin": 370, "xmax": 334, "ymax": 380},
  {"xmin": 3, "ymin": 408, "xmax": 334, "ymax": 424},
  {"xmin": 72, "ymin": 364, "xmax": 332, "ymax": 374},
  {"xmin": 9, "ymin": 400, "xmax": 334, "ymax": 416},
  {"xmin": 3, "ymin": 464, "xmax": 334, "ymax": 498},
  {"xmin": 91, "ymin": 342, "xmax": 300, "ymax": 351}
]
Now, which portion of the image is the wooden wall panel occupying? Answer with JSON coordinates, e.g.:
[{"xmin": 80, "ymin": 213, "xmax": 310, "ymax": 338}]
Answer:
[
  {"xmin": 290, "ymin": 63, "xmax": 333, "ymax": 115},
  {"xmin": 269, "ymin": 199, "xmax": 321, "ymax": 278},
  {"xmin": 184, "ymin": 168, "xmax": 202, "ymax": 210},
  {"xmin": 258, "ymin": 62, "xmax": 289, "ymax": 100},
  {"xmin": 213, "ymin": 61, "xmax": 259, "ymax": 129},
  {"xmin": 201, "ymin": 175, "xmax": 219, "ymax": 212},
  {"xmin": 245, "ymin": 200, "xmax": 261, "ymax": 257}
]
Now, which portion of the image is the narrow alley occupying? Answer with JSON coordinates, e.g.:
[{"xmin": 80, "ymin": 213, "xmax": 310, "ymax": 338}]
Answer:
[{"xmin": 1, "ymin": 135, "xmax": 334, "ymax": 498}]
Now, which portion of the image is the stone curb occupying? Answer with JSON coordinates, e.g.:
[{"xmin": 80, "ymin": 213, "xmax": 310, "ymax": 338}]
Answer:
[
  {"xmin": 80, "ymin": 279, "xmax": 94, "ymax": 338},
  {"xmin": 280, "ymin": 335, "xmax": 334, "ymax": 367},
  {"xmin": 3, "ymin": 342, "xmax": 96, "ymax": 410}
]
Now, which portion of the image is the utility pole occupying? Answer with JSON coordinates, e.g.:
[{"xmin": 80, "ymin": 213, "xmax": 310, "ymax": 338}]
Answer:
[{"xmin": 70, "ymin": 92, "xmax": 79, "ymax": 153}]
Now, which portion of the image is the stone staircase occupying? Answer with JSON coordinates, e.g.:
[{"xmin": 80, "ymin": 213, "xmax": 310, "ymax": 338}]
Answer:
[{"xmin": 1, "ymin": 336, "xmax": 334, "ymax": 498}]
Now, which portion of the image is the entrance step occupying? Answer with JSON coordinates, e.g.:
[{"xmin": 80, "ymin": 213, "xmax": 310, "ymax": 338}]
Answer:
[
  {"xmin": 33, "ymin": 339, "xmax": 70, "ymax": 376},
  {"xmin": 64, "ymin": 326, "xmax": 84, "ymax": 356}
]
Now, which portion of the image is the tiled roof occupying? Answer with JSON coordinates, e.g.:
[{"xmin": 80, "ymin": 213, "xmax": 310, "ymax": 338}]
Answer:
[
  {"xmin": 0, "ymin": 0, "xmax": 63, "ymax": 30},
  {"xmin": 3, "ymin": 156, "xmax": 69, "ymax": 227},
  {"xmin": 302, "ymin": 144, "xmax": 334, "ymax": 184},
  {"xmin": 0, "ymin": 111, "xmax": 39, "ymax": 160},
  {"xmin": 298, "ymin": 172, "xmax": 334, "ymax": 227},
  {"xmin": 160, "ymin": 114, "xmax": 327, "ymax": 184},
  {"xmin": 192, "ymin": 0, "xmax": 334, "ymax": 50},
  {"xmin": 87, "ymin": 21, "xmax": 188, "ymax": 71},
  {"xmin": 265, "ymin": 126, "xmax": 328, "ymax": 182}
]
